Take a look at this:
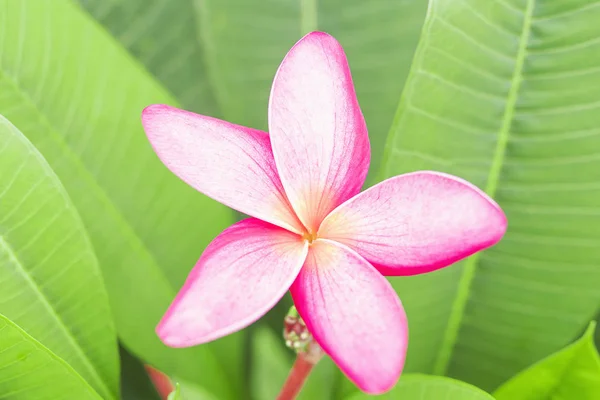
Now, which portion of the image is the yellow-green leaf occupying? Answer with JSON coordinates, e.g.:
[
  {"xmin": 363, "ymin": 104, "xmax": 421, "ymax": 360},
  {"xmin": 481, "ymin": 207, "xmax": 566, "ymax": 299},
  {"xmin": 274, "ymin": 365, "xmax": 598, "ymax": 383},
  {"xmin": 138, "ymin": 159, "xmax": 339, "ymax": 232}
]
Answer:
[
  {"xmin": 494, "ymin": 322, "xmax": 600, "ymax": 400},
  {"xmin": 379, "ymin": 0, "xmax": 600, "ymax": 390},
  {"xmin": 0, "ymin": 1, "xmax": 238, "ymax": 398},
  {"xmin": 0, "ymin": 314, "xmax": 103, "ymax": 400},
  {"xmin": 0, "ymin": 115, "xmax": 118, "ymax": 398},
  {"xmin": 346, "ymin": 374, "xmax": 495, "ymax": 400}
]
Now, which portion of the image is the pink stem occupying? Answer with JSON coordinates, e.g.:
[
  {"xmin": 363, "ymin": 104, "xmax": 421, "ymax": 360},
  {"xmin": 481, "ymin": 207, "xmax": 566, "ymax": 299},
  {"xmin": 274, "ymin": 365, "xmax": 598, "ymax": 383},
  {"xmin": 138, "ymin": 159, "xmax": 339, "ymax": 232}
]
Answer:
[{"xmin": 276, "ymin": 354, "xmax": 315, "ymax": 400}]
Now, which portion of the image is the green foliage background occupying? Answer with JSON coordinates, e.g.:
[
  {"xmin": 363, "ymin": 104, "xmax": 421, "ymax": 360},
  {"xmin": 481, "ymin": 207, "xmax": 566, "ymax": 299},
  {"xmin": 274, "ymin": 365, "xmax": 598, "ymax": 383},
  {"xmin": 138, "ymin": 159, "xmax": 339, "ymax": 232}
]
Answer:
[{"xmin": 0, "ymin": 0, "xmax": 599, "ymax": 399}]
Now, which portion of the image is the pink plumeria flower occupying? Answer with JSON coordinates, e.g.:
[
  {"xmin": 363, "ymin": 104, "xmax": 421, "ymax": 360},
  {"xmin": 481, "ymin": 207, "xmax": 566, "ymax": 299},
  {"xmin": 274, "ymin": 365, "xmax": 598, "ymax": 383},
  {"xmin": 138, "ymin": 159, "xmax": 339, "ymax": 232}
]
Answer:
[{"xmin": 141, "ymin": 32, "xmax": 506, "ymax": 394}]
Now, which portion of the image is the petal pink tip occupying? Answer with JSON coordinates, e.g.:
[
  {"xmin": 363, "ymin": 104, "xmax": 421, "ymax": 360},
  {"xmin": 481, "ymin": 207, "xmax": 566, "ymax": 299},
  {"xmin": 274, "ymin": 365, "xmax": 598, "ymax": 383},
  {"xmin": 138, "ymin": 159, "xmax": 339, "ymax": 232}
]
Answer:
[
  {"xmin": 268, "ymin": 27, "xmax": 370, "ymax": 232},
  {"xmin": 156, "ymin": 219, "xmax": 308, "ymax": 348},
  {"xmin": 291, "ymin": 240, "xmax": 407, "ymax": 394},
  {"xmin": 155, "ymin": 318, "xmax": 186, "ymax": 348},
  {"xmin": 140, "ymin": 103, "xmax": 304, "ymax": 233},
  {"xmin": 141, "ymin": 103, "xmax": 171, "ymax": 123},
  {"xmin": 320, "ymin": 171, "xmax": 507, "ymax": 276},
  {"xmin": 298, "ymin": 30, "xmax": 335, "ymax": 42}
]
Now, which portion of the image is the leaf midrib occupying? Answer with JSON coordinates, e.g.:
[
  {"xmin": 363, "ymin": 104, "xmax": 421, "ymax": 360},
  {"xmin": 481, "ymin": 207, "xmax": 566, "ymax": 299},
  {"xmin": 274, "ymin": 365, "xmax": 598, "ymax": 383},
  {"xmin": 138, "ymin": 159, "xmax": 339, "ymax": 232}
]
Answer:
[
  {"xmin": 300, "ymin": 0, "xmax": 318, "ymax": 35},
  {"xmin": 0, "ymin": 236, "xmax": 114, "ymax": 400},
  {"xmin": 192, "ymin": 0, "xmax": 319, "ymax": 125},
  {"xmin": 432, "ymin": 0, "xmax": 537, "ymax": 375}
]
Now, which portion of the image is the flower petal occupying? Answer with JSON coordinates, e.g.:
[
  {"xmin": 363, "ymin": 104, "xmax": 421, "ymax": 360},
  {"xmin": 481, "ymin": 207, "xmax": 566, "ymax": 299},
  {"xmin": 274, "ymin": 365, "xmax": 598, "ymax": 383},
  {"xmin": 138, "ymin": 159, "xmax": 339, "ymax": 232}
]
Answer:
[
  {"xmin": 157, "ymin": 218, "xmax": 308, "ymax": 347},
  {"xmin": 268, "ymin": 32, "xmax": 370, "ymax": 232},
  {"xmin": 142, "ymin": 104, "xmax": 303, "ymax": 233},
  {"xmin": 319, "ymin": 171, "xmax": 507, "ymax": 276},
  {"xmin": 291, "ymin": 239, "xmax": 407, "ymax": 394}
]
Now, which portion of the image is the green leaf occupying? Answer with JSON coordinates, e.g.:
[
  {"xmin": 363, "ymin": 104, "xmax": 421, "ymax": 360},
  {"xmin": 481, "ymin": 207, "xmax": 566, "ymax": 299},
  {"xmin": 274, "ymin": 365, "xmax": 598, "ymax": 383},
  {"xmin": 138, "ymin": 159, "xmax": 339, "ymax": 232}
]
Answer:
[
  {"xmin": 250, "ymin": 327, "xmax": 336, "ymax": 400},
  {"xmin": 80, "ymin": 0, "xmax": 427, "ymax": 182},
  {"xmin": 78, "ymin": 0, "xmax": 220, "ymax": 117},
  {"xmin": 120, "ymin": 346, "xmax": 160, "ymax": 400},
  {"xmin": 346, "ymin": 374, "xmax": 495, "ymax": 400},
  {"xmin": 0, "ymin": 115, "xmax": 119, "ymax": 398},
  {"xmin": 494, "ymin": 322, "xmax": 600, "ymax": 400},
  {"xmin": 0, "ymin": 314, "xmax": 103, "ymax": 400},
  {"xmin": 175, "ymin": 380, "xmax": 219, "ymax": 400},
  {"xmin": 0, "ymin": 1, "xmax": 239, "ymax": 398},
  {"xmin": 378, "ymin": 0, "xmax": 600, "ymax": 390}
]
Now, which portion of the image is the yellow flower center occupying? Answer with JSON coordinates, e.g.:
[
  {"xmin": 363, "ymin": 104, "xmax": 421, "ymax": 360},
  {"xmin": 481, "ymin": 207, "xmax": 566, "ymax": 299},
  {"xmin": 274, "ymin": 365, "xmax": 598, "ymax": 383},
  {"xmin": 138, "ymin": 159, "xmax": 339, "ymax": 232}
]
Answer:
[{"xmin": 302, "ymin": 230, "xmax": 318, "ymax": 244}]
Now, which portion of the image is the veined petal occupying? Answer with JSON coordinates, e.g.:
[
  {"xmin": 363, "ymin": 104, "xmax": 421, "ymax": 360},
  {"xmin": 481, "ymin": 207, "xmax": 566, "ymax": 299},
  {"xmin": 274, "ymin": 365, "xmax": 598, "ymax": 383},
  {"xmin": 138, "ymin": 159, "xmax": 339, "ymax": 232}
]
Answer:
[
  {"xmin": 157, "ymin": 218, "xmax": 308, "ymax": 347},
  {"xmin": 142, "ymin": 104, "xmax": 303, "ymax": 233},
  {"xmin": 268, "ymin": 32, "xmax": 370, "ymax": 232},
  {"xmin": 319, "ymin": 171, "xmax": 507, "ymax": 276},
  {"xmin": 291, "ymin": 239, "xmax": 407, "ymax": 394}
]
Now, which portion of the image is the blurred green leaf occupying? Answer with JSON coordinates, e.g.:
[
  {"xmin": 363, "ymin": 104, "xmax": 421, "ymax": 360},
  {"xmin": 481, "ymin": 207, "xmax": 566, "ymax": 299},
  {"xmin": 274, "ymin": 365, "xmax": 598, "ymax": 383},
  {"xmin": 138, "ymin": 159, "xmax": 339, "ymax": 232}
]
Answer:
[
  {"xmin": 79, "ymin": 0, "xmax": 427, "ymax": 183},
  {"xmin": 494, "ymin": 322, "xmax": 600, "ymax": 400},
  {"xmin": 0, "ymin": 1, "xmax": 240, "ymax": 398},
  {"xmin": 0, "ymin": 313, "xmax": 103, "ymax": 400},
  {"xmin": 377, "ymin": 0, "xmax": 600, "ymax": 390},
  {"xmin": 0, "ymin": 116, "xmax": 119, "ymax": 399},
  {"xmin": 119, "ymin": 346, "xmax": 160, "ymax": 400},
  {"xmin": 251, "ymin": 327, "xmax": 336, "ymax": 400},
  {"xmin": 346, "ymin": 374, "xmax": 495, "ymax": 400},
  {"xmin": 176, "ymin": 380, "xmax": 219, "ymax": 400},
  {"xmin": 78, "ymin": 0, "xmax": 220, "ymax": 117}
]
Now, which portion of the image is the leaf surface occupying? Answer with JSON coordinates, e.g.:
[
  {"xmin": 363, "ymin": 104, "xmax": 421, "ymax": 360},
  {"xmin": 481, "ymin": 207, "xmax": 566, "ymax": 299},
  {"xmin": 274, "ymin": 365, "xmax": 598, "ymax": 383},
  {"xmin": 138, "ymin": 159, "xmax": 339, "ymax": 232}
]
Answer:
[
  {"xmin": 0, "ymin": 314, "xmax": 103, "ymax": 400},
  {"xmin": 80, "ymin": 0, "xmax": 428, "ymax": 182},
  {"xmin": 346, "ymin": 374, "xmax": 495, "ymax": 400},
  {"xmin": 0, "ymin": 116, "xmax": 119, "ymax": 399},
  {"xmin": 494, "ymin": 322, "xmax": 600, "ymax": 400},
  {"xmin": 379, "ymin": 0, "xmax": 600, "ymax": 390},
  {"xmin": 0, "ymin": 1, "xmax": 238, "ymax": 397}
]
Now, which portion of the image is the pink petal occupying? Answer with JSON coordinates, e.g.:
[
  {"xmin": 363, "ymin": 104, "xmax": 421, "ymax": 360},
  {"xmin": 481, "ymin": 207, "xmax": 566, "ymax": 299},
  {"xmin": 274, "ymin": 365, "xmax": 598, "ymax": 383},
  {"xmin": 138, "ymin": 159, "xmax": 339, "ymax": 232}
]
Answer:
[
  {"xmin": 291, "ymin": 239, "xmax": 407, "ymax": 394},
  {"xmin": 142, "ymin": 104, "xmax": 304, "ymax": 233},
  {"xmin": 268, "ymin": 32, "xmax": 370, "ymax": 233},
  {"xmin": 157, "ymin": 218, "xmax": 308, "ymax": 347},
  {"xmin": 319, "ymin": 171, "xmax": 507, "ymax": 276}
]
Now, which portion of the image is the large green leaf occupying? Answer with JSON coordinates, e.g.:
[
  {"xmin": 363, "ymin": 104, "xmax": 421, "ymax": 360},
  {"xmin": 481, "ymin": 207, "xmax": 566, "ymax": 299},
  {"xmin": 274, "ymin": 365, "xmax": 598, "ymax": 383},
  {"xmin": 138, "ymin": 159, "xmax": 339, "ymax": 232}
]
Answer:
[
  {"xmin": 78, "ymin": 0, "xmax": 219, "ymax": 117},
  {"xmin": 494, "ymin": 322, "xmax": 600, "ymax": 400},
  {"xmin": 0, "ymin": 314, "xmax": 102, "ymax": 400},
  {"xmin": 346, "ymin": 374, "xmax": 495, "ymax": 400},
  {"xmin": 80, "ymin": 0, "xmax": 427, "ymax": 182},
  {"xmin": 379, "ymin": 0, "xmax": 600, "ymax": 390},
  {"xmin": 0, "ymin": 116, "xmax": 118, "ymax": 399},
  {"xmin": 0, "ymin": 1, "xmax": 240, "ymax": 398}
]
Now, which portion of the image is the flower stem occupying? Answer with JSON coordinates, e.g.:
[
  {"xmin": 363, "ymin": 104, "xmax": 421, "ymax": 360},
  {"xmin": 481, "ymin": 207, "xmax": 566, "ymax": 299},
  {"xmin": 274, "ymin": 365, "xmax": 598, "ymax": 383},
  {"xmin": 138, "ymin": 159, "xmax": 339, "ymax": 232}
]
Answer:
[
  {"xmin": 278, "ymin": 306, "xmax": 324, "ymax": 399},
  {"xmin": 276, "ymin": 353, "xmax": 317, "ymax": 400}
]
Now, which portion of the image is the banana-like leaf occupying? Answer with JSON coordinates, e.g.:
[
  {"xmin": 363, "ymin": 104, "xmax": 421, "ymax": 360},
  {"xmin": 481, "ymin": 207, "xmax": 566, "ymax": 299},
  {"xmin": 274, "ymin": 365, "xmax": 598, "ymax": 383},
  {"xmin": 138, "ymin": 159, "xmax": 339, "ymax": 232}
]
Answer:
[
  {"xmin": 0, "ymin": 1, "xmax": 239, "ymax": 397},
  {"xmin": 346, "ymin": 374, "xmax": 495, "ymax": 400},
  {"xmin": 494, "ymin": 322, "xmax": 600, "ymax": 400},
  {"xmin": 79, "ymin": 0, "xmax": 428, "ymax": 182},
  {"xmin": 378, "ymin": 0, "xmax": 600, "ymax": 391},
  {"xmin": 78, "ymin": 0, "xmax": 220, "ymax": 118},
  {"xmin": 0, "ymin": 314, "xmax": 103, "ymax": 400},
  {"xmin": 0, "ymin": 116, "xmax": 119, "ymax": 398}
]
